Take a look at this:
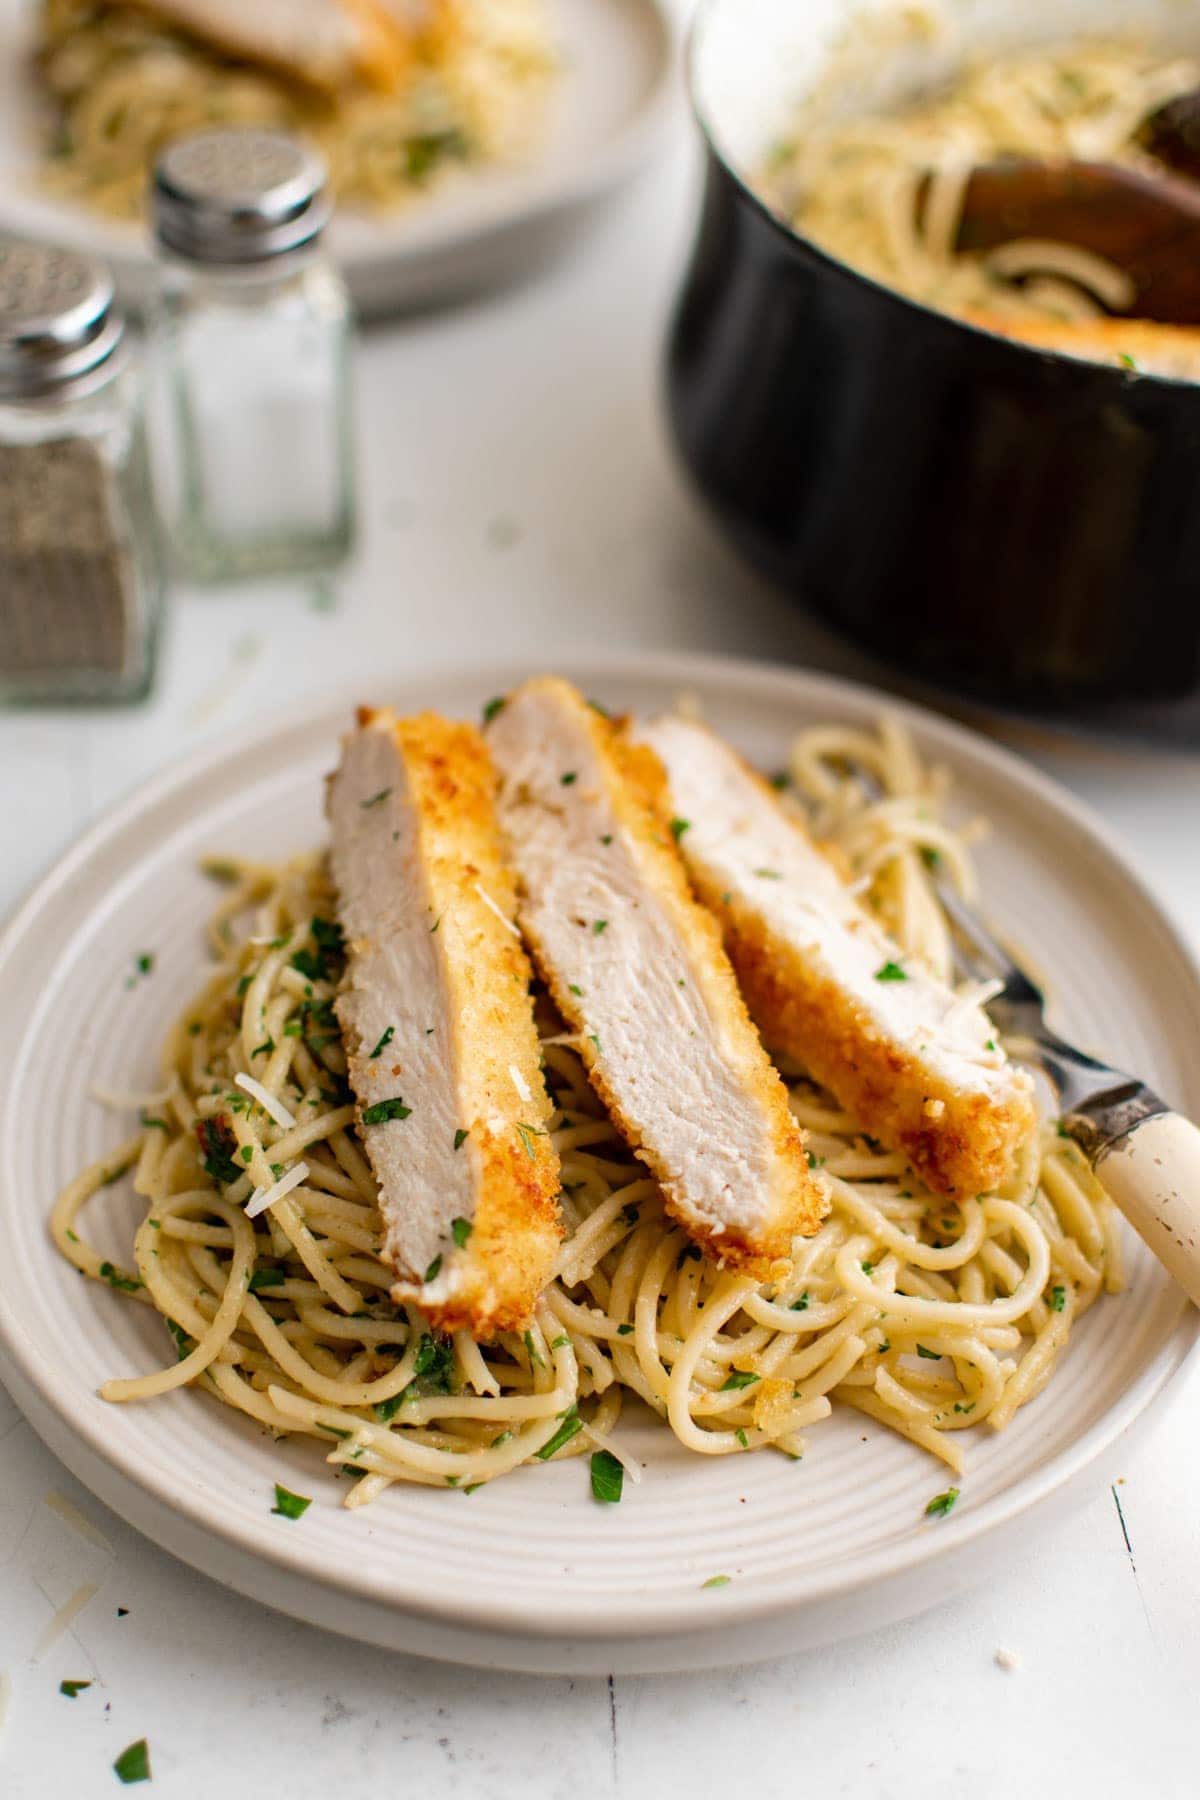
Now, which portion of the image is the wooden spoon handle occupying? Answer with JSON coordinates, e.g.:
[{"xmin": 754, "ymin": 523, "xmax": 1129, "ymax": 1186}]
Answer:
[{"xmin": 1096, "ymin": 1112, "xmax": 1200, "ymax": 1307}]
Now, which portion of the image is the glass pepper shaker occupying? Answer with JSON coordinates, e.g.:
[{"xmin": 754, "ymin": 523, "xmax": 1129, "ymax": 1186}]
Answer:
[
  {"xmin": 0, "ymin": 237, "xmax": 165, "ymax": 705},
  {"xmin": 147, "ymin": 128, "xmax": 356, "ymax": 583}
]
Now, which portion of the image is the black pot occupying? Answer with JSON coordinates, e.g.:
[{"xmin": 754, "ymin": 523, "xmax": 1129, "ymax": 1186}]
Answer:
[{"xmin": 667, "ymin": 0, "xmax": 1200, "ymax": 710}]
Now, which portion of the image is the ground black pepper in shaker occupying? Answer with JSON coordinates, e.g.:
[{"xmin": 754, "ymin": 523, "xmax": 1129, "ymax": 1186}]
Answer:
[{"xmin": 0, "ymin": 237, "xmax": 165, "ymax": 704}]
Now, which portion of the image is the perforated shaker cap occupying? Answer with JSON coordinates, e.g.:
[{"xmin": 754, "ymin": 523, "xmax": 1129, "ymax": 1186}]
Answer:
[
  {"xmin": 152, "ymin": 128, "xmax": 331, "ymax": 265},
  {"xmin": 0, "ymin": 237, "xmax": 124, "ymax": 401}
]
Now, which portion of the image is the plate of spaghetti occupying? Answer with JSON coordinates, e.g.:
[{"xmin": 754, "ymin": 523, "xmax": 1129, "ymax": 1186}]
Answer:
[
  {"xmin": 0, "ymin": 0, "xmax": 677, "ymax": 312},
  {"xmin": 0, "ymin": 652, "xmax": 1196, "ymax": 1673}
]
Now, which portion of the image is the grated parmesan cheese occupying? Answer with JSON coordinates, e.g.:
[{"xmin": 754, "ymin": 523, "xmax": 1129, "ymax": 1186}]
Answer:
[
  {"xmin": 508, "ymin": 1063, "xmax": 532, "ymax": 1104},
  {"xmin": 234, "ymin": 1073, "xmax": 296, "ymax": 1131},
  {"xmin": 42, "ymin": 1491, "xmax": 113, "ymax": 1555},
  {"xmin": 245, "ymin": 1160, "xmax": 310, "ymax": 1220},
  {"xmin": 473, "ymin": 882, "xmax": 520, "ymax": 938}
]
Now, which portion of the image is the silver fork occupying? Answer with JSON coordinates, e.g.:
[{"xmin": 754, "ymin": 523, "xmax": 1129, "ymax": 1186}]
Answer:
[{"xmin": 850, "ymin": 770, "xmax": 1200, "ymax": 1307}]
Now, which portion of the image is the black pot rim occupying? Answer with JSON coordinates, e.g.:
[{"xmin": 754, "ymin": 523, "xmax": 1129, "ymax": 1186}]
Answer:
[{"xmin": 684, "ymin": 0, "xmax": 1200, "ymax": 396}]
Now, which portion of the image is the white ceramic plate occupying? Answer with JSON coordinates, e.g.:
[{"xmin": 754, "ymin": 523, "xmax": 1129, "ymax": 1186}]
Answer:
[
  {"xmin": 0, "ymin": 0, "xmax": 678, "ymax": 316},
  {"xmin": 1, "ymin": 652, "xmax": 1197, "ymax": 1675}
]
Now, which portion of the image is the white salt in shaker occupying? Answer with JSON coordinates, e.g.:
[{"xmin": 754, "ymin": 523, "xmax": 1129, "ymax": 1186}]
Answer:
[{"xmin": 147, "ymin": 128, "xmax": 356, "ymax": 582}]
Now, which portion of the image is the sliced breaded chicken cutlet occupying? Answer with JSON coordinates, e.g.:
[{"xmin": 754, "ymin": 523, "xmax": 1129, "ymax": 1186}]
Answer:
[
  {"xmin": 485, "ymin": 677, "xmax": 826, "ymax": 1273},
  {"xmin": 327, "ymin": 707, "xmax": 561, "ymax": 1336},
  {"xmin": 639, "ymin": 715, "xmax": 1036, "ymax": 1201}
]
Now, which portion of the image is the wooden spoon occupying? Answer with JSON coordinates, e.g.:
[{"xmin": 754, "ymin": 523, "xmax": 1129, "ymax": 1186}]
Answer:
[
  {"xmin": 1139, "ymin": 87, "xmax": 1200, "ymax": 183},
  {"xmin": 934, "ymin": 158, "xmax": 1200, "ymax": 324}
]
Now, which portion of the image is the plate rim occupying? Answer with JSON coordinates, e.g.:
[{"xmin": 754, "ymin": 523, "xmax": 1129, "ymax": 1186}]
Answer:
[{"xmin": 2, "ymin": 646, "xmax": 1197, "ymax": 1646}]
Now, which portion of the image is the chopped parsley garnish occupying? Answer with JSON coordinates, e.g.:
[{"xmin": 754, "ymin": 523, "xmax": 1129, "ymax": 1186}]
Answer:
[
  {"xmin": 953, "ymin": 1401, "xmax": 975, "ymax": 1415},
  {"xmin": 670, "ymin": 818, "xmax": 690, "ymax": 841},
  {"xmin": 113, "ymin": 1739, "xmax": 151, "ymax": 1785},
  {"xmin": 920, "ymin": 846, "xmax": 942, "ymax": 869},
  {"xmin": 453, "ymin": 1128, "xmax": 470, "ymax": 1152},
  {"xmin": 165, "ymin": 1318, "xmax": 193, "ymax": 1360},
  {"xmin": 590, "ymin": 1449, "xmax": 624, "ymax": 1503},
  {"xmin": 916, "ymin": 1344, "xmax": 940, "ymax": 1359},
  {"xmin": 361, "ymin": 1096, "xmax": 412, "ymax": 1125},
  {"xmin": 429, "ymin": 914, "xmax": 442, "ymax": 935},
  {"xmin": 290, "ymin": 949, "xmax": 325, "ymax": 981},
  {"xmin": 139, "ymin": 1113, "xmax": 168, "ymax": 1132},
  {"xmin": 369, "ymin": 1026, "xmax": 395, "ymax": 1059},
  {"xmin": 550, "ymin": 1334, "xmax": 570, "ymax": 1349},
  {"xmin": 790, "ymin": 1292, "xmax": 809, "ymax": 1312},
  {"xmin": 515, "ymin": 1121, "xmax": 545, "ymax": 1160},
  {"xmin": 616, "ymin": 1323, "xmax": 634, "ymax": 1336},
  {"xmin": 925, "ymin": 1487, "xmax": 960, "ymax": 1518},
  {"xmin": 592, "ymin": 919, "xmax": 608, "ymax": 935},
  {"xmin": 702, "ymin": 1575, "xmax": 731, "ymax": 1589},
  {"xmin": 59, "ymin": 1679, "xmax": 91, "ymax": 1698},
  {"xmin": 875, "ymin": 960, "xmax": 907, "ymax": 982},
  {"xmin": 374, "ymin": 1391, "xmax": 407, "ymax": 1423},
  {"xmin": 135, "ymin": 953, "xmax": 154, "ymax": 976},
  {"xmin": 411, "ymin": 1333, "xmax": 455, "ymax": 1390},
  {"xmin": 271, "ymin": 1483, "xmax": 312, "ymax": 1520},
  {"xmin": 482, "ymin": 696, "xmax": 506, "ymax": 724},
  {"xmin": 535, "ymin": 1406, "xmax": 583, "ymax": 1461},
  {"xmin": 101, "ymin": 1158, "xmax": 134, "ymax": 1187},
  {"xmin": 240, "ymin": 1145, "xmax": 254, "ymax": 1164},
  {"xmin": 720, "ymin": 1369, "xmax": 760, "ymax": 1391},
  {"xmin": 560, "ymin": 771, "xmax": 578, "ymax": 786},
  {"xmin": 599, "ymin": 834, "xmax": 613, "ymax": 846},
  {"xmin": 98, "ymin": 1261, "xmax": 142, "ymax": 1294},
  {"xmin": 424, "ymin": 1255, "xmax": 443, "ymax": 1283},
  {"xmin": 1049, "ymin": 1284, "xmax": 1066, "ymax": 1313},
  {"xmin": 753, "ymin": 868, "xmax": 782, "ymax": 880},
  {"xmin": 360, "ymin": 787, "xmax": 392, "ymax": 809},
  {"xmin": 586, "ymin": 698, "xmax": 611, "ymax": 718},
  {"xmin": 588, "ymin": 1034, "xmax": 601, "ymax": 1055},
  {"xmin": 568, "ymin": 983, "xmax": 583, "ymax": 996},
  {"xmin": 248, "ymin": 1268, "xmax": 286, "ymax": 1292},
  {"xmin": 195, "ymin": 1116, "xmax": 243, "ymax": 1185},
  {"xmin": 769, "ymin": 771, "xmax": 791, "ymax": 790},
  {"xmin": 236, "ymin": 973, "xmax": 253, "ymax": 997},
  {"xmin": 1118, "ymin": 351, "xmax": 1138, "ymax": 370},
  {"xmin": 523, "ymin": 1329, "xmax": 544, "ymax": 1368},
  {"xmin": 251, "ymin": 1037, "xmax": 275, "ymax": 1059},
  {"xmin": 451, "ymin": 1217, "xmax": 472, "ymax": 1247}
]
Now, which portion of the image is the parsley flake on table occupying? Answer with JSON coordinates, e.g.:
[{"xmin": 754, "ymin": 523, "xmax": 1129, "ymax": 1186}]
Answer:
[
  {"xmin": 59, "ymin": 1679, "xmax": 91, "ymax": 1698},
  {"xmin": 271, "ymin": 1483, "xmax": 312, "ymax": 1520},
  {"xmin": 113, "ymin": 1739, "xmax": 151, "ymax": 1784},
  {"xmin": 590, "ymin": 1449, "xmax": 624, "ymax": 1503},
  {"xmin": 925, "ymin": 1486, "xmax": 960, "ymax": 1518},
  {"xmin": 702, "ymin": 1575, "xmax": 731, "ymax": 1589}
]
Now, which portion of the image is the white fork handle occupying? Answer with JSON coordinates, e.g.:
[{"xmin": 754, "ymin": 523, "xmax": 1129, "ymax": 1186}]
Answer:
[{"xmin": 1096, "ymin": 1113, "xmax": 1200, "ymax": 1308}]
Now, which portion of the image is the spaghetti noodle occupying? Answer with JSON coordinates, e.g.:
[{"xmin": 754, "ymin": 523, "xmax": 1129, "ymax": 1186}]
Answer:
[{"xmin": 52, "ymin": 717, "xmax": 1123, "ymax": 1505}]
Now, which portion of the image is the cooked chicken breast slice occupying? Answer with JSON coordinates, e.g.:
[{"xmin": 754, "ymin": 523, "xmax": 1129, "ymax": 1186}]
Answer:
[
  {"xmin": 639, "ymin": 715, "xmax": 1037, "ymax": 1201},
  {"xmin": 486, "ymin": 677, "xmax": 825, "ymax": 1272},
  {"xmin": 328, "ymin": 707, "xmax": 560, "ymax": 1336},
  {"xmin": 121, "ymin": 0, "xmax": 410, "ymax": 91}
]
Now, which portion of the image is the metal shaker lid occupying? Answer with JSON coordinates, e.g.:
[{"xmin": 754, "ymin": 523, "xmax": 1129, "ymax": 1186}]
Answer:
[
  {"xmin": 0, "ymin": 237, "xmax": 123, "ymax": 401},
  {"xmin": 152, "ymin": 128, "xmax": 331, "ymax": 265}
]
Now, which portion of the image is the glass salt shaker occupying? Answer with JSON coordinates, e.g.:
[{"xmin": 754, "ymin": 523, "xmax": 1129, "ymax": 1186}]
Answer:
[
  {"xmin": 147, "ymin": 128, "xmax": 356, "ymax": 582},
  {"xmin": 0, "ymin": 237, "xmax": 165, "ymax": 705}
]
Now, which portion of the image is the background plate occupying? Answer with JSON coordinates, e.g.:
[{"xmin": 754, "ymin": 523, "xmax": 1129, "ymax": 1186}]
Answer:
[
  {"xmin": 0, "ymin": 0, "xmax": 678, "ymax": 315},
  {"xmin": 0, "ymin": 652, "xmax": 1197, "ymax": 1674}
]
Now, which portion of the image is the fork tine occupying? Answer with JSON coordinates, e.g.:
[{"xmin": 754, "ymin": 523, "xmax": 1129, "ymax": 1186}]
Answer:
[
  {"xmin": 834, "ymin": 753, "xmax": 1035, "ymax": 995},
  {"xmin": 931, "ymin": 878, "xmax": 1018, "ymax": 983}
]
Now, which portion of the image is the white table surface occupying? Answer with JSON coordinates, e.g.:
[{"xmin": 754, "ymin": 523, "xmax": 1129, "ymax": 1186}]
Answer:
[{"xmin": 4, "ymin": 95, "xmax": 1200, "ymax": 1800}]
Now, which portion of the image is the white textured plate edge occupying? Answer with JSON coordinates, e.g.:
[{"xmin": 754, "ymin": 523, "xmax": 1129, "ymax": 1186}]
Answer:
[
  {"xmin": 1, "ymin": 649, "xmax": 1197, "ymax": 1672},
  {"xmin": 0, "ymin": 0, "xmax": 681, "ymax": 313}
]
